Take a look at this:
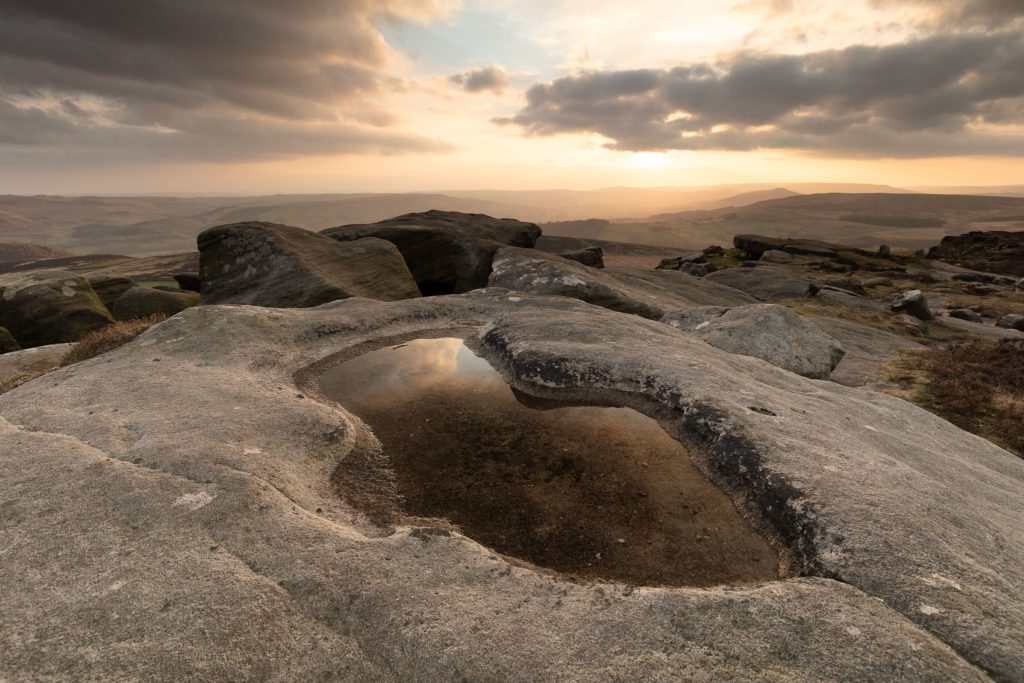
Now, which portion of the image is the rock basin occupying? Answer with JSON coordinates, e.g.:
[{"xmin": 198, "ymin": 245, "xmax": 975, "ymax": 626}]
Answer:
[{"xmin": 316, "ymin": 337, "xmax": 782, "ymax": 587}]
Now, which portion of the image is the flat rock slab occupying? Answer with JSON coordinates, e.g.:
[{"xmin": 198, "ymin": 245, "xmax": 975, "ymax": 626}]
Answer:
[
  {"xmin": 490, "ymin": 247, "xmax": 755, "ymax": 318},
  {"xmin": 1, "ymin": 292, "xmax": 1021, "ymax": 681},
  {"xmin": 199, "ymin": 222, "xmax": 420, "ymax": 307}
]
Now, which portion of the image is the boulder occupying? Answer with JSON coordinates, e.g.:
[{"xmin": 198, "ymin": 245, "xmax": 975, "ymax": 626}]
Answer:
[
  {"xmin": 702, "ymin": 245, "xmax": 726, "ymax": 256},
  {"xmin": 928, "ymin": 230, "xmax": 1024, "ymax": 277},
  {"xmin": 322, "ymin": 210, "xmax": 542, "ymax": 294},
  {"xmin": 559, "ymin": 246, "xmax": 604, "ymax": 268},
  {"xmin": 760, "ymin": 249, "xmax": 796, "ymax": 264},
  {"xmin": 0, "ymin": 271, "xmax": 113, "ymax": 348},
  {"xmin": 0, "ymin": 327, "xmax": 19, "ymax": 353},
  {"xmin": 890, "ymin": 290, "xmax": 933, "ymax": 321},
  {"xmin": 489, "ymin": 247, "xmax": 755, "ymax": 318},
  {"xmin": 173, "ymin": 272, "xmax": 201, "ymax": 292},
  {"xmin": 949, "ymin": 309, "xmax": 983, "ymax": 323},
  {"xmin": 661, "ymin": 304, "xmax": 846, "ymax": 379},
  {"xmin": 0, "ymin": 292, "xmax": 1020, "ymax": 680},
  {"xmin": 198, "ymin": 222, "xmax": 421, "ymax": 307},
  {"xmin": 877, "ymin": 244, "xmax": 892, "ymax": 258},
  {"xmin": 111, "ymin": 287, "xmax": 200, "ymax": 321},
  {"xmin": 997, "ymin": 314, "xmax": 1024, "ymax": 332},
  {"xmin": 703, "ymin": 264, "xmax": 814, "ymax": 301},
  {"xmin": 86, "ymin": 275, "xmax": 134, "ymax": 309}
]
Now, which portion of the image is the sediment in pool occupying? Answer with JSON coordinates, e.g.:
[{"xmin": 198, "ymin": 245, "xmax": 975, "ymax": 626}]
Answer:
[{"xmin": 317, "ymin": 337, "xmax": 783, "ymax": 587}]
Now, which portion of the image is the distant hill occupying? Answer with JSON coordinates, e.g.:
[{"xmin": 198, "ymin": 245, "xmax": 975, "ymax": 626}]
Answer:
[
  {"xmin": 0, "ymin": 242, "xmax": 72, "ymax": 263},
  {"xmin": 698, "ymin": 188, "xmax": 801, "ymax": 210}
]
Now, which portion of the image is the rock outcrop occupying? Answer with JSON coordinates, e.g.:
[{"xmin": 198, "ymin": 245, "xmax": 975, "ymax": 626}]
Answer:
[
  {"xmin": 0, "ymin": 271, "xmax": 113, "ymax": 348},
  {"xmin": 198, "ymin": 221, "xmax": 421, "ymax": 307},
  {"xmin": 928, "ymin": 230, "xmax": 1024, "ymax": 277},
  {"xmin": 662, "ymin": 304, "xmax": 846, "ymax": 379},
  {"xmin": 0, "ymin": 292, "xmax": 1019, "ymax": 680},
  {"xmin": 489, "ymin": 247, "xmax": 755, "ymax": 318},
  {"xmin": 322, "ymin": 210, "xmax": 541, "ymax": 294},
  {"xmin": 111, "ymin": 286, "xmax": 200, "ymax": 321}
]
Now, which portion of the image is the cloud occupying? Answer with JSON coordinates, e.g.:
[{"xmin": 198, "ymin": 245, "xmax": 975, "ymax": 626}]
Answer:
[
  {"xmin": 498, "ymin": 29, "xmax": 1024, "ymax": 157},
  {"xmin": 0, "ymin": 0, "xmax": 457, "ymax": 163},
  {"xmin": 869, "ymin": 0, "xmax": 1024, "ymax": 27},
  {"xmin": 449, "ymin": 66, "xmax": 510, "ymax": 94}
]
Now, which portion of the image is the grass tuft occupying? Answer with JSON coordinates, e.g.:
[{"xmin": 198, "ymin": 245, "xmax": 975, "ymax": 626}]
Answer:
[{"xmin": 61, "ymin": 314, "xmax": 167, "ymax": 366}]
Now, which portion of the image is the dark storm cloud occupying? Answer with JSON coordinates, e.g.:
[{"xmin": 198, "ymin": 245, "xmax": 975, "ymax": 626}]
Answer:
[
  {"xmin": 449, "ymin": 66, "xmax": 510, "ymax": 94},
  {"xmin": 0, "ymin": 0, "xmax": 451, "ymax": 162},
  {"xmin": 498, "ymin": 30, "xmax": 1024, "ymax": 157}
]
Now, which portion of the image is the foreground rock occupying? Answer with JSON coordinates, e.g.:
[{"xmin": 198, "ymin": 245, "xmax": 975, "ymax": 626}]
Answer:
[
  {"xmin": 111, "ymin": 287, "xmax": 200, "ymax": 321},
  {"xmin": 199, "ymin": 222, "xmax": 420, "ymax": 307},
  {"xmin": 0, "ymin": 271, "xmax": 113, "ymax": 348},
  {"xmin": 489, "ymin": 247, "xmax": 755, "ymax": 317},
  {"xmin": 929, "ymin": 230, "xmax": 1024, "ymax": 277},
  {"xmin": 662, "ymin": 304, "xmax": 845, "ymax": 379},
  {"xmin": 997, "ymin": 314, "xmax": 1024, "ymax": 332},
  {"xmin": 0, "ymin": 292, "xmax": 1020, "ymax": 680},
  {"xmin": 0, "ymin": 327, "xmax": 19, "ymax": 353},
  {"xmin": 323, "ymin": 210, "xmax": 541, "ymax": 294}
]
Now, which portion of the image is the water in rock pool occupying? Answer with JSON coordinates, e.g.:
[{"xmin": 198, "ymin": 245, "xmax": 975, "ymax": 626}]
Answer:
[{"xmin": 318, "ymin": 337, "xmax": 781, "ymax": 587}]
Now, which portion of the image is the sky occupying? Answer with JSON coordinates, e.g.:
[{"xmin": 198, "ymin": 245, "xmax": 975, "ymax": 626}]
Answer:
[{"xmin": 1, "ymin": 0, "xmax": 1023, "ymax": 194}]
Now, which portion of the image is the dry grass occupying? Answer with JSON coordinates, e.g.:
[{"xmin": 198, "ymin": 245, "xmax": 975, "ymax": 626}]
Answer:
[
  {"xmin": 61, "ymin": 314, "xmax": 167, "ymax": 366},
  {"xmin": 892, "ymin": 340, "xmax": 1024, "ymax": 457}
]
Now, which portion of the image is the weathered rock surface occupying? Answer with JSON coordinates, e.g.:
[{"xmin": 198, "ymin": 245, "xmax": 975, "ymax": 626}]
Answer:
[
  {"xmin": 929, "ymin": 230, "xmax": 1024, "ymax": 277},
  {"xmin": 199, "ymin": 222, "xmax": 420, "ymax": 307},
  {"xmin": 86, "ymin": 275, "xmax": 135, "ymax": 309},
  {"xmin": 111, "ymin": 286, "xmax": 200, "ymax": 321},
  {"xmin": 322, "ymin": 210, "xmax": 542, "ymax": 294},
  {"xmin": 0, "ymin": 342, "xmax": 73, "ymax": 391},
  {"xmin": 489, "ymin": 247, "xmax": 755, "ymax": 318},
  {"xmin": 0, "ymin": 271, "xmax": 113, "ymax": 348},
  {"xmin": 0, "ymin": 327, "xmax": 19, "ymax": 353},
  {"xmin": 703, "ymin": 264, "xmax": 814, "ymax": 301},
  {"xmin": 662, "ymin": 304, "xmax": 846, "ymax": 379},
  {"xmin": 559, "ymin": 246, "xmax": 604, "ymax": 268},
  {"xmin": 1, "ymin": 291, "xmax": 1019, "ymax": 680}
]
